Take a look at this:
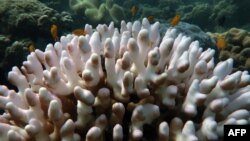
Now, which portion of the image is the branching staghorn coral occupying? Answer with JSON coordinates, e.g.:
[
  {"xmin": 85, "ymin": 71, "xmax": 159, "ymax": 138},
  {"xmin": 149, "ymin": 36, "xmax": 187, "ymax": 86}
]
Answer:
[{"xmin": 0, "ymin": 18, "xmax": 250, "ymax": 141}]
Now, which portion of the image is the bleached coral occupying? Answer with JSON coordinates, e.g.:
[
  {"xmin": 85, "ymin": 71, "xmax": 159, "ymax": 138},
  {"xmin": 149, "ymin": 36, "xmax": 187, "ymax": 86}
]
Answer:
[{"xmin": 0, "ymin": 18, "xmax": 250, "ymax": 141}]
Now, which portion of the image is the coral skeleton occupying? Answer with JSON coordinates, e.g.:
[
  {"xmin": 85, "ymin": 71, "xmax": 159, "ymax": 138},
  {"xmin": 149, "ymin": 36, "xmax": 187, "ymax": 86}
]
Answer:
[{"xmin": 0, "ymin": 18, "xmax": 250, "ymax": 141}]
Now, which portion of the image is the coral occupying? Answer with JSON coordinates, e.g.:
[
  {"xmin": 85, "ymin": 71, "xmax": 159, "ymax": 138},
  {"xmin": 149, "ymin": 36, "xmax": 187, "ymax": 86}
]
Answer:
[
  {"xmin": 0, "ymin": 0, "xmax": 73, "ymax": 85},
  {"xmin": 176, "ymin": 0, "xmax": 236, "ymax": 32},
  {"xmin": 69, "ymin": 0, "xmax": 124, "ymax": 24},
  {"xmin": 209, "ymin": 0, "xmax": 237, "ymax": 26},
  {"xmin": 0, "ymin": 40, "xmax": 32, "ymax": 72},
  {"xmin": 0, "ymin": 0, "xmax": 73, "ymax": 36},
  {"xmin": 174, "ymin": 0, "xmax": 250, "ymax": 32},
  {"xmin": 0, "ymin": 35, "xmax": 11, "ymax": 60},
  {"xmin": 180, "ymin": 3, "xmax": 212, "ymax": 30},
  {"xmin": 1, "ymin": 18, "xmax": 250, "ymax": 141},
  {"xmin": 226, "ymin": 28, "xmax": 248, "ymax": 44},
  {"xmin": 242, "ymin": 36, "xmax": 250, "ymax": 47},
  {"xmin": 160, "ymin": 22, "xmax": 216, "ymax": 52},
  {"xmin": 209, "ymin": 28, "xmax": 250, "ymax": 72}
]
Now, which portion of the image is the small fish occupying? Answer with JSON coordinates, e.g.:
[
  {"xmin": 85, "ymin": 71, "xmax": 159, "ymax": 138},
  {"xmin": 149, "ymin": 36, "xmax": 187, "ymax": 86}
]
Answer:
[
  {"xmin": 147, "ymin": 16, "xmax": 155, "ymax": 23},
  {"xmin": 170, "ymin": 14, "xmax": 181, "ymax": 27},
  {"xmin": 50, "ymin": 24, "xmax": 58, "ymax": 41},
  {"xmin": 216, "ymin": 35, "xmax": 227, "ymax": 50},
  {"xmin": 130, "ymin": 5, "xmax": 138, "ymax": 17},
  {"xmin": 28, "ymin": 43, "xmax": 35, "ymax": 52},
  {"xmin": 72, "ymin": 28, "xmax": 87, "ymax": 36}
]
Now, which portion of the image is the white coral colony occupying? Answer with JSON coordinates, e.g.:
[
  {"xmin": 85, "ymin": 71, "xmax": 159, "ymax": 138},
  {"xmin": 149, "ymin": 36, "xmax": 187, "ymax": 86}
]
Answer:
[{"xmin": 0, "ymin": 18, "xmax": 250, "ymax": 141}]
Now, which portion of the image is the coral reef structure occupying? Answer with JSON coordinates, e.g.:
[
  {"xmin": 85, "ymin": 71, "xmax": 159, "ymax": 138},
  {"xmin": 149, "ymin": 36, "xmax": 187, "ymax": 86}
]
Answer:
[
  {"xmin": 69, "ymin": 0, "xmax": 125, "ymax": 24},
  {"xmin": 177, "ymin": 0, "xmax": 250, "ymax": 31},
  {"xmin": 0, "ymin": 40, "xmax": 32, "ymax": 69},
  {"xmin": 0, "ymin": 0, "xmax": 73, "ymax": 36},
  {"xmin": 0, "ymin": 35, "xmax": 11, "ymax": 61},
  {"xmin": 0, "ymin": 18, "xmax": 250, "ymax": 141},
  {"xmin": 180, "ymin": 3, "xmax": 212, "ymax": 30},
  {"xmin": 208, "ymin": 28, "xmax": 250, "ymax": 72},
  {"xmin": 160, "ymin": 22, "xmax": 216, "ymax": 52},
  {"xmin": 0, "ymin": 0, "xmax": 73, "ymax": 85}
]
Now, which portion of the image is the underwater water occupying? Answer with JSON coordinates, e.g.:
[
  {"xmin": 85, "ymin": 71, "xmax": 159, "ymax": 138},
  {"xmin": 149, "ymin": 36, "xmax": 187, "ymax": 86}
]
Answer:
[{"xmin": 0, "ymin": 0, "xmax": 250, "ymax": 141}]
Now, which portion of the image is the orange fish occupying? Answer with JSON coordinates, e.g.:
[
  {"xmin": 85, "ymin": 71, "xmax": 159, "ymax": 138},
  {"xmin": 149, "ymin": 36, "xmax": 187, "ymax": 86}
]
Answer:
[
  {"xmin": 130, "ymin": 5, "xmax": 138, "ymax": 17},
  {"xmin": 170, "ymin": 14, "xmax": 181, "ymax": 27},
  {"xmin": 216, "ymin": 35, "xmax": 227, "ymax": 50},
  {"xmin": 27, "ymin": 43, "xmax": 35, "ymax": 52},
  {"xmin": 147, "ymin": 16, "xmax": 155, "ymax": 23},
  {"xmin": 50, "ymin": 24, "xmax": 58, "ymax": 41},
  {"xmin": 72, "ymin": 28, "xmax": 87, "ymax": 36}
]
